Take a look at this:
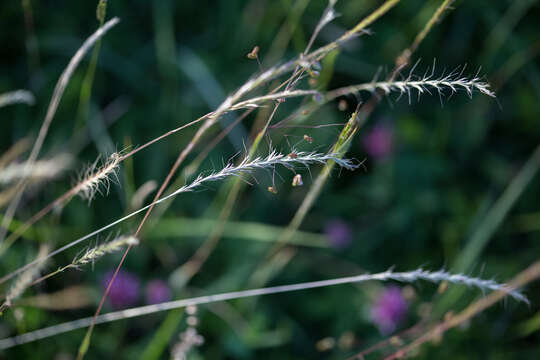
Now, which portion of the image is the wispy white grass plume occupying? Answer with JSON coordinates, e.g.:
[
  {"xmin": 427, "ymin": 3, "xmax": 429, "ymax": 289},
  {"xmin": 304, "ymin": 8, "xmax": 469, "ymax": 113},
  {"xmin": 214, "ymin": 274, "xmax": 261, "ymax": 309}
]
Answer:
[
  {"xmin": 73, "ymin": 235, "xmax": 138, "ymax": 268},
  {"xmin": 0, "ymin": 267, "xmax": 526, "ymax": 349},
  {"xmin": 0, "ymin": 90, "xmax": 35, "ymax": 108},
  {"xmin": 76, "ymin": 152, "xmax": 121, "ymax": 202},
  {"xmin": 176, "ymin": 150, "xmax": 360, "ymax": 193},
  {"xmin": 0, "ymin": 154, "xmax": 72, "ymax": 186},
  {"xmin": 328, "ymin": 66, "xmax": 496, "ymax": 103},
  {"xmin": 29, "ymin": 235, "xmax": 139, "ymax": 286},
  {"xmin": 0, "ymin": 151, "xmax": 360, "ymax": 285},
  {"xmin": 387, "ymin": 268, "xmax": 526, "ymax": 302}
]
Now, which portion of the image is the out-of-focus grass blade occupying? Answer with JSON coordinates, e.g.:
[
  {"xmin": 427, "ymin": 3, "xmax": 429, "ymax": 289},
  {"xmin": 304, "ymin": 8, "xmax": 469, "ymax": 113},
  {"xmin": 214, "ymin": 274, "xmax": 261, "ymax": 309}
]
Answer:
[
  {"xmin": 139, "ymin": 309, "xmax": 184, "ymax": 360},
  {"xmin": 148, "ymin": 217, "xmax": 329, "ymax": 248},
  {"xmin": 437, "ymin": 144, "xmax": 540, "ymax": 313}
]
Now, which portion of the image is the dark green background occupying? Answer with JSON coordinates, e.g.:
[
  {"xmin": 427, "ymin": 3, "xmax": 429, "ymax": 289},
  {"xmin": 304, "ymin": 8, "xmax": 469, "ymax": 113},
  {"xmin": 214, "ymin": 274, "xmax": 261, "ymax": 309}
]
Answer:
[{"xmin": 1, "ymin": 0, "xmax": 539, "ymax": 358}]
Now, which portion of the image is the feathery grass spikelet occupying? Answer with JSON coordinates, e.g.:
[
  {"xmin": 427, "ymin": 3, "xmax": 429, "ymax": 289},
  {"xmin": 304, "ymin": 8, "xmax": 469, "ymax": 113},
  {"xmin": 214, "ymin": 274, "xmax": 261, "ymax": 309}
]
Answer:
[
  {"xmin": 73, "ymin": 235, "xmax": 139, "ymax": 268},
  {"xmin": 328, "ymin": 65, "xmax": 496, "ymax": 103},
  {"xmin": 76, "ymin": 152, "xmax": 121, "ymax": 202},
  {"xmin": 375, "ymin": 268, "xmax": 528, "ymax": 303},
  {"xmin": 172, "ymin": 150, "xmax": 361, "ymax": 196},
  {"xmin": 0, "ymin": 151, "xmax": 360, "ymax": 286},
  {"xmin": 0, "ymin": 266, "xmax": 527, "ymax": 348},
  {"xmin": 19, "ymin": 235, "xmax": 139, "ymax": 288},
  {"xmin": 0, "ymin": 154, "xmax": 72, "ymax": 186}
]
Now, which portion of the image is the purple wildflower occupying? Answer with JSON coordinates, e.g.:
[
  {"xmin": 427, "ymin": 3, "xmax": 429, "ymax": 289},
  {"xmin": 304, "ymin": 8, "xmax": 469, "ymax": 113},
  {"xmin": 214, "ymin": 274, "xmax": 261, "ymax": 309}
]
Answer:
[
  {"xmin": 371, "ymin": 286, "xmax": 408, "ymax": 334},
  {"xmin": 145, "ymin": 279, "xmax": 172, "ymax": 304},
  {"xmin": 102, "ymin": 270, "xmax": 140, "ymax": 309},
  {"xmin": 324, "ymin": 219, "xmax": 353, "ymax": 249},
  {"xmin": 362, "ymin": 124, "xmax": 394, "ymax": 161}
]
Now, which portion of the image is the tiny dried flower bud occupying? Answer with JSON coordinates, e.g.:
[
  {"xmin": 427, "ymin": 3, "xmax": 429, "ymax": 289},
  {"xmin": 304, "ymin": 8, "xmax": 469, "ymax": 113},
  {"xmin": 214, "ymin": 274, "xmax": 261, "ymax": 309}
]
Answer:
[
  {"xmin": 303, "ymin": 134, "xmax": 313, "ymax": 143},
  {"xmin": 437, "ymin": 281, "xmax": 449, "ymax": 294},
  {"xmin": 292, "ymin": 174, "xmax": 303, "ymax": 187},
  {"xmin": 301, "ymin": 109, "xmax": 309, "ymax": 116},
  {"xmin": 247, "ymin": 46, "xmax": 259, "ymax": 59},
  {"xmin": 338, "ymin": 99, "xmax": 348, "ymax": 111},
  {"xmin": 288, "ymin": 153, "xmax": 298, "ymax": 159},
  {"xmin": 267, "ymin": 186, "xmax": 278, "ymax": 194},
  {"xmin": 96, "ymin": 0, "xmax": 107, "ymax": 23}
]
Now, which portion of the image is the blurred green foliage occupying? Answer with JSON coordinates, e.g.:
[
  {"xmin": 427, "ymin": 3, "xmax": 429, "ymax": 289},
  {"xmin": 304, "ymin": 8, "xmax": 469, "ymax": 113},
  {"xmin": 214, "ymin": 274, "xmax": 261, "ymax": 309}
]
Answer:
[{"xmin": 1, "ymin": 0, "xmax": 540, "ymax": 359}]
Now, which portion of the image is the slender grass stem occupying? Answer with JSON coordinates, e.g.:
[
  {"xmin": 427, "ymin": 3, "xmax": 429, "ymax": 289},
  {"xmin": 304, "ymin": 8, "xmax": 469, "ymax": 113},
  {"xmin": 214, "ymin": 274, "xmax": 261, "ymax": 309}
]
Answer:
[
  {"xmin": 0, "ymin": 17, "xmax": 120, "ymax": 246},
  {"xmin": 0, "ymin": 267, "xmax": 526, "ymax": 350}
]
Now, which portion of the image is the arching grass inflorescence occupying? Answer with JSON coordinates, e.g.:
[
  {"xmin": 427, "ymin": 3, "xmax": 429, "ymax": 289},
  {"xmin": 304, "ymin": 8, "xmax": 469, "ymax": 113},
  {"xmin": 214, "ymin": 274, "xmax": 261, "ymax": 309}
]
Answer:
[
  {"xmin": 0, "ymin": 150, "xmax": 361, "ymax": 286},
  {"xmin": 0, "ymin": 266, "xmax": 527, "ymax": 349},
  {"xmin": 76, "ymin": 152, "xmax": 121, "ymax": 203},
  {"xmin": 328, "ymin": 64, "xmax": 496, "ymax": 104}
]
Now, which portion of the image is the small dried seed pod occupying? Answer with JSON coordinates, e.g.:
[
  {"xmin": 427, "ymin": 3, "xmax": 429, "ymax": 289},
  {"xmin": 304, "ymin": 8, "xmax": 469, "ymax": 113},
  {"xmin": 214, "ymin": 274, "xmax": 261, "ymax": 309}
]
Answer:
[
  {"xmin": 247, "ymin": 46, "xmax": 259, "ymax": 59},
  {"xmin": 288, "ymin": 153, "xmax": 298, "ymax": 159},
  {"xmin": 303, "ymin": 134, "xmax": 313, "ymax": 143},
  {"xmin": 338, "ymin": 99, "xmax": 348, "ymax": 111},
  {"xmin": 292, "ymin": 174, "xmax": 303, "ymax": 187}
]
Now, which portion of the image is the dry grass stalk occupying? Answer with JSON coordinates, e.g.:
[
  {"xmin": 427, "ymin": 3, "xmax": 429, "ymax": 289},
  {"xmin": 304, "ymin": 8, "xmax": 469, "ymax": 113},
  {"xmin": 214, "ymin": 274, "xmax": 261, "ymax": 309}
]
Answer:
[{"xmin": 0, "ymin": 267, "xmax": 527, "ymax": 350}]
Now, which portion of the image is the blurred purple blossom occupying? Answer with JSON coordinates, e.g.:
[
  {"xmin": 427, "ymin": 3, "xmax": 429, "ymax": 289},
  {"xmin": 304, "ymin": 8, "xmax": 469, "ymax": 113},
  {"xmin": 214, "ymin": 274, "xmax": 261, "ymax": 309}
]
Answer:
[
  {"xmin": 145, "ymin": 279, "xmax": 172, "ymax": 304},
  {"xmin": 324, "ymin": 219, "xmax": 353, "ymax": 249},
  {"xmin": 102, "ymin": 270, "xmax": 140, "ymax": 309},
  {"xmin": 371, "ymin": 286, "xmax": 408, "ymax": 334},
  {"xmin": 362, "ymin": 124, "xmax": 394, "ymax": 160}
]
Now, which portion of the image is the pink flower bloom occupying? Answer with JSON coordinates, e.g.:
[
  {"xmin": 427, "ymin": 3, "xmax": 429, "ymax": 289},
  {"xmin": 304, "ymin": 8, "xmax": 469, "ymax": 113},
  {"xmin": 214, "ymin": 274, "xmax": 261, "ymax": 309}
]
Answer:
[
  {"xmin": 371, "ymin": 286, "xmax": 408, "ymax": 334},
  {"xmin": 362, "ymin": 124, "xmax": 394, "ymax": 160},
  {"xmin": 324, "ymin": 219, "xmax": 353, "ymax": 249},
  {"xmin": 145, "ymin": 279, "xmax": 172, "ymax": 304},
  {"xmin": 102, "ymin": 270, "xmax": 140, "ymax": 309}
]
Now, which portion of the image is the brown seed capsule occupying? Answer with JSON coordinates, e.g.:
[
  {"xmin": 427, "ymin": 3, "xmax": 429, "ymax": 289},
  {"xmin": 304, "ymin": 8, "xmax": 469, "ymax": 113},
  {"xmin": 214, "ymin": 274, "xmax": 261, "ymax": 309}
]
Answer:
[
  {"xmin": 247, "ymin": 46, "xmax": 259, "ymax": 59},
  {"xmin": 288, "ymin": 152, "xmax": 298, "ymax": 159},
  {"xmin": 301, "ymin": 109, "xmax": 309, "ymax": 116},
  {"xmin": 267, "ymin": 186, "xmax": 278, "ymax": 194},
  {"xmin": 292, "ymin": 174, "xmax": 303, "ymax": 187},
  {"xmin": 338, "ymin": 99, "xmax": 348, "ymax": 111},
  {"xmin": 303, "ymin": 134, "xmax": 313, "ymax": 143},
  {"xmin": 437, "ymin": 281, "xmax": 449, "ymax": 294}
]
